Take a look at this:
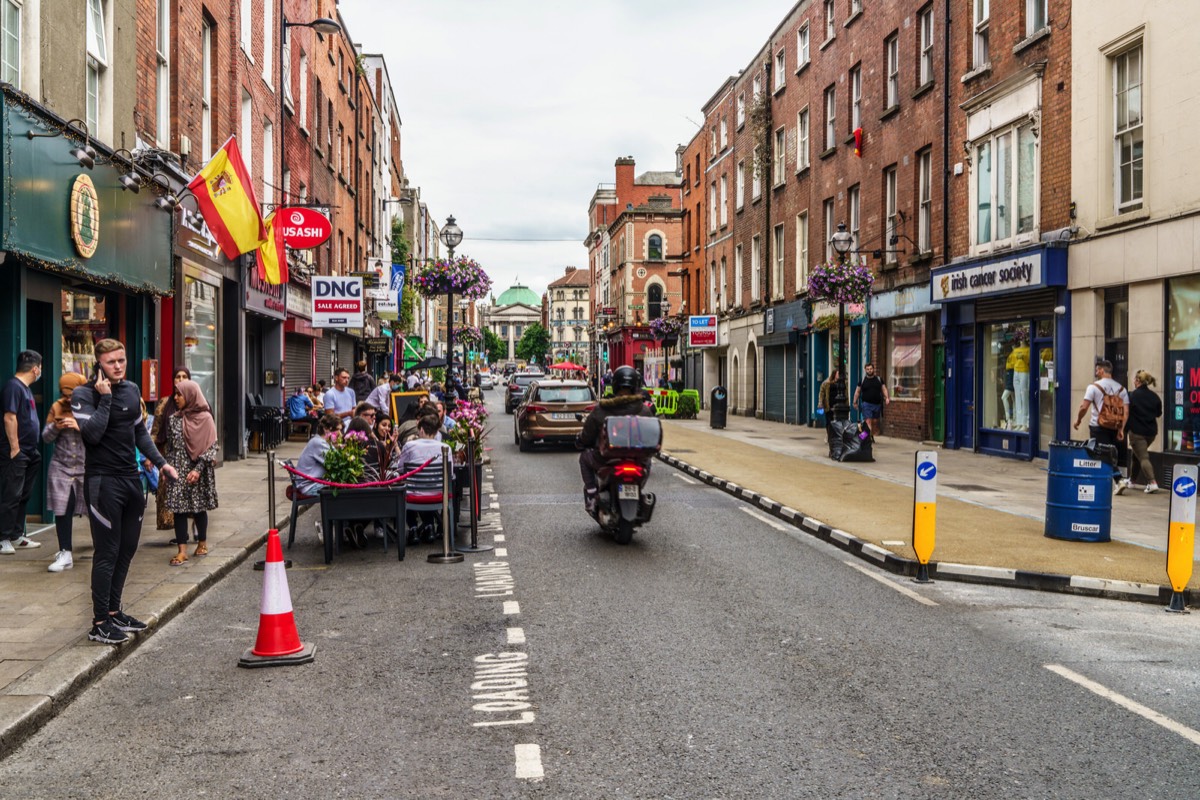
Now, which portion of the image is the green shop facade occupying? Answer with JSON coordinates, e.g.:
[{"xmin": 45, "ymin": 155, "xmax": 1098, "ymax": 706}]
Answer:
[{"xmin": 0, "ymin": 89, "xmax": 173, "ymax": 520}]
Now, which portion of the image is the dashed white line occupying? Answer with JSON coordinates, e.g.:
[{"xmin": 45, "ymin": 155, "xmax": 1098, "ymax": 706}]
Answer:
[
  {"xmin": 494, "ymin": 535, "xmax": 506, "ymax": 543},
  {"xmin": 1045, "ymin": 664, "xmax": 1200, "ymax": 747},
  {"xmin": 503, "ymin": 601, "xmax": 520, "ymax": 615},
  {"xmin": 514, "ymin": 743, "xmax": 544, "ymax": 780},
  {"xmin": 738, "ymin": 506, "xmax": 790, "ymax": 531},
  {"xmin": 507, "ymin": 627, "xmax": 526, "ymax": 645},
  {"xmin": 842, "ymin": 561, "xmax": 939, "ymax": 606},
  {"xmin": 495, "ymin": 548, "xmax": 508, "ymax": 557}
]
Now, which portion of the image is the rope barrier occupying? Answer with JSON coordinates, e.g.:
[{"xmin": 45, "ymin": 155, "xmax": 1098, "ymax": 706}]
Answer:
[{"xmin": 279, "ymin": 456, "xmax": 436, "ymax": 489}]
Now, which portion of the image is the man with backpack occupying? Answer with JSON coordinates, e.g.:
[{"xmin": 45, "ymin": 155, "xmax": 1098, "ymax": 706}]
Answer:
[{"xmin": 1073, "ymin": 359, "xmax": 1129, "ymax": 490}]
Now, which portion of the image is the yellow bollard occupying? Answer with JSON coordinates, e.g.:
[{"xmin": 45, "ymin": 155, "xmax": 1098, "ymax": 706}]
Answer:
[
  {"xmin": 1165, "ymin": 465, "xmax": 1196, "ymax": 613},
  {"xmin": 912, "ymin": 451, "xmax": 937, "ymax": 583}
]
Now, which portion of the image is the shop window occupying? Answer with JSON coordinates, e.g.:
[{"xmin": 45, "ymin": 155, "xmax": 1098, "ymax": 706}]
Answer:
[
  {"xmin": 183, "ymin": 276, "xmax": 220, "ymax": 434},
  {"xmin": 61, "ymin": 290, "xmax": 110, "ymax": 377},
  {"xmin": 982, "ymin": 322, "xmax": 1031, "ymax": 431},
  {"xmin": 888, "ymin": 316, "xmax": 923, "ymax": 402}
]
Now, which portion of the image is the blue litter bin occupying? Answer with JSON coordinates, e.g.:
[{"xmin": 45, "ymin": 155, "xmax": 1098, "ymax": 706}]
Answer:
[{"xmin": 1044, "ymin": 440, "xmax": 1115, "ymax": 542}]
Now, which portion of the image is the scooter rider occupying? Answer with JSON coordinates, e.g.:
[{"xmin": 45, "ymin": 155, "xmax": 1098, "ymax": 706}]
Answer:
[{"xmin": 576, "ymin": 365, "xmax": 655, "ymax": 514}]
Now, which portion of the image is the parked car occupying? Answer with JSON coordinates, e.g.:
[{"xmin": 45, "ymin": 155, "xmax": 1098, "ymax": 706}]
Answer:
[
  {"xmin": 513, "ymin": 380, "xmax": 597, "ymax": 452},
  {"xmin": 504, "ymin": 372, "xmax": 543, "ymax": 414}
]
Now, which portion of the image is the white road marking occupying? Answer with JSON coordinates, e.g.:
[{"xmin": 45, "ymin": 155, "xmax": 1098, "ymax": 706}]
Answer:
[
  {"xmin": 738, "ymin": 506, "xmax": 790, "ymax": 532},
  {"xmin": 503, "ymin": 601, "xmax": 520, "ymax": 615},
  {"xmin": 507, "ymin": 627, "xmax": 526, "ymax": 645},
  {"xmin": 1045, "ymin": 664, "xmax": 1200, "ymax": 747},
  {"xmin": 514, "ymin": 743, "xmax": 544, "ymax": 780},
  {"xmin": 842, "ymin": 561, "xmax": 939, "ymax": 606},
  {"xmin": 495, "ymin": 548, "xmax": 508, "ymax": 557},
  {"xmin": 672, "ymin": 472, "xmax": 698, "ymax": 484},
  {"xmin": 881, "ymin": 539, "xmax": 906, "ymax": 546},
  {"xmin": 494, "ymin": 535, "xmax": 505, "ymax": 543}
]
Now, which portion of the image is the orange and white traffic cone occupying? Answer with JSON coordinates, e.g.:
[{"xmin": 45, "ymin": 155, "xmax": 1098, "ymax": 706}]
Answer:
[{"xmin": 238, "ymin": 529, "xmax": 316, "ymax": 668}]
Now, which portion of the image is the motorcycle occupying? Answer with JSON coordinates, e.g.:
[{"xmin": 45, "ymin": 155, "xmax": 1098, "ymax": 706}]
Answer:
[{"xmin": 577, "ymin": 413, "xmax": 661, "ymax": 544}]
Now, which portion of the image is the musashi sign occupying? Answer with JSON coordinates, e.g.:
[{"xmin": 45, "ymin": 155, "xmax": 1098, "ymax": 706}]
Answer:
[{"xmin": 313, "ymin": 276, "xmax": 363, "ymax": 328}]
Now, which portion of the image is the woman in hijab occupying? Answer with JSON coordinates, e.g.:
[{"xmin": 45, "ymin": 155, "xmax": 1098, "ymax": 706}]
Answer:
[
  {"xmin": 151, "ymin": 367, "xmax": 192, "ymax": 531},
  {"xmin": 164, "ymin": 380, "xmax": 219, "ymax": 566},
  {"xmin": 41, "ymin": 372, "xmax": 88, "ymax": 573}
]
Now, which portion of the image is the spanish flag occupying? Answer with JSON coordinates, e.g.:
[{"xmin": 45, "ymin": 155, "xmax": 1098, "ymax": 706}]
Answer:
[
  {"xmin": 256, "ymin": 210, "xmax": 288, "ymax": 285},
  {"xmin": 187, "ymin": 135, "xmax": 266, "ymax": 261}
]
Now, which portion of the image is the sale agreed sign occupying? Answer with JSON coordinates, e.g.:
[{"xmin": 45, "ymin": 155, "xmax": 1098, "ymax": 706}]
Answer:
[{"xmin": 313, "ymin": 276, "xmax": 364, "ymax": 328}]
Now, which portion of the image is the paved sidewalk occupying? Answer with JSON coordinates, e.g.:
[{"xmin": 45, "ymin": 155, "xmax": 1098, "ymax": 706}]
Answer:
[
  {"xmin": 658, "ymin": 410, "xmax": 1197, "ymax": 596},
  {"xmin": 0, "ymin": 442, "xmax": 304, "ymax": 756}
]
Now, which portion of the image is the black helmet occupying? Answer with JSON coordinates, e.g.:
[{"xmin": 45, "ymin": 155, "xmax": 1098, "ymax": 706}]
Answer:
[{"xmin": 611, "ymin": 365, "xmax": 642, "ymax": 395}]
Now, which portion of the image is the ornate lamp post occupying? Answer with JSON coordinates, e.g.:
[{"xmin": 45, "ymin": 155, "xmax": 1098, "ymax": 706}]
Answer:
[
  {"xmin": 439, "ymin": 215, "xmax": 463, "ymax": 365},
  {"xmin": 829, "ymin": 222, "xmax": 855, "ymax": 421}
]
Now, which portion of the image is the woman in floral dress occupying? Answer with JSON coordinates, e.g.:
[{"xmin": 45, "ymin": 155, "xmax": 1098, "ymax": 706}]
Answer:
[{"xmin": 164, "ymin": 380, "xmax": 218, "ymax": 566}]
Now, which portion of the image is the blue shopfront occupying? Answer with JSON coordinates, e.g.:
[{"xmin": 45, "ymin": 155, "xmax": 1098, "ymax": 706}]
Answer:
[{"xmin": 933, "ymin": 244, "xmax": 1070, "ymax": 460}]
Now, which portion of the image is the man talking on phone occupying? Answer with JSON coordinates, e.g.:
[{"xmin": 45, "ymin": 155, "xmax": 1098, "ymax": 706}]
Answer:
[{"xmin": 71, "ymin": 339, "xmax": 178, "ymax": 645}]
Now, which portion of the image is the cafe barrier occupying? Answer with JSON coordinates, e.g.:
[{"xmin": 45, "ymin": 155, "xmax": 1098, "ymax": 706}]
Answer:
[{"xmin": 429, "ymin": 444, "xmax": 465, "ymax": 564}]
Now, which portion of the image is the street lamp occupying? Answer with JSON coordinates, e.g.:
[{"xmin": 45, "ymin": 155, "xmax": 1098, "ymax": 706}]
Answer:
[
  {"xmin": 829, "ymin": 222, "xmax": 855, "ymax": 421},
  {"xmin": 439, "ymin": 215, "xmax": 464, "ymax": 367},
  {"xmin": 280, "ymin": 15, "xmax": 342, "ymax": 210}
]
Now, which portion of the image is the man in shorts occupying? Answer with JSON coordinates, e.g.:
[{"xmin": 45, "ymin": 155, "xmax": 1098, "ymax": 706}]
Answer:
[{"xmin": 853, "ymin": 362, "xmax": 889, "ymax": 438}]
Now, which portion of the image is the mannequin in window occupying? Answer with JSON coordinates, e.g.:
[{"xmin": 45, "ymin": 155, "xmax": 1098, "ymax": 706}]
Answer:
[
  {"xmin": 1011, "ymin": 329, "xmax": 1031, "ymax": 431},
  {"xmin": 1002, "ymin": 344, "xmax": 1016, "ymax": 429}
]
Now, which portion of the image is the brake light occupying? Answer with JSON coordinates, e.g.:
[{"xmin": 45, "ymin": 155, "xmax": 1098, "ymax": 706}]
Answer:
[
  {"xmin": 614, "ymin": 463, "xmax": 644, "ymax": 479},
  {"xmin": 583, "ymin": 404, "xmax": 596, "ymax": 412},
  {"xmin": 508, "ymin": 384, "xmax": 519, "ymax": 392},
  {"xmin": 522, "ymin": 405, "xmax": 547, "ymax": 416}
]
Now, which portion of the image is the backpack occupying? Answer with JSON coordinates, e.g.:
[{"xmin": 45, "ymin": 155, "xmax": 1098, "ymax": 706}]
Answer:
[{"xmin": 1092, "ymin": 382, "xmax": 1124, "ymax": 430}]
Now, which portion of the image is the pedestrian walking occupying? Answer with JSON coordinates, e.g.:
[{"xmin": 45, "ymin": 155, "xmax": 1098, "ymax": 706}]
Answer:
[
  {"xmin": 367, "ymin": 373, "xmax": 403, "ymax": 420},
  {"xmin": 164, "ymin": 380, "xmax": 218, "ymax": 566},
  {"xmin": 40, "ymin": 372, "xmax": 89, "ymax": 571},
  {"xmin": 1123, "ymin": 370, "xmax": 1162, "ymax": 494},
  {"xmin": 349, "ymin": 360, "xmax": 376, "ymax": 402},
  {"xmin": 72, "ymin": 339, "xmax": 178, "ymax": 644},
  {"xmin": 151, "ymin": 367, "xmax": 192, "ymax": 533},
  {"xmin": 852, "ymin": 362, "xmax": 889, "ymax": 438},
  {"xmin": 322, "ymin": 367, "xmax": 356, "ymax": 428},
  {"xmin": 1, "ymin": 350, "xmax": 44, "ymax": 555},
  {"xmin": 1073, "ymin": 358, "xmax": 1129, "ymax": 490},
  {"xmin": 818, "ymin": 368, "xmax": 841, "ymax": 420}
]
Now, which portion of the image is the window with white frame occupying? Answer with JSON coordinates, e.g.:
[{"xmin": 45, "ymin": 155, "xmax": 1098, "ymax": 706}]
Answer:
[
  {"xmin": 751, "ymin": 235, "xmax": 762, "ymax": 302},
  {"xmin": 885, "ymin": 33, "xmax": 899, "ymax": 109},
  {"xmin": 240, "ymin": 0, "xmax": 251, "ymax": 55},
  {"xmin": 1, "ymin": 0, "xmax": 20, "ymax": 87},
  {"xmin": 86, "ymin": 0, "xmax": 108, "ymax": 136},
  {"xmin": 709, "ymin": 182, "xmax": 717, "ymax": 232},
  {"xmin": 918, "ymin": 149, "xmax": 932, "ymax": 251},
  {"xmin": 1113, "ymin": 44, "xmax": 1143, "ymax": 213},
  {"xmin": 262, "ymin": 0, "xmax": 272, "ymax": 83},
  {"xmin": 850, "ymin": 65, "xmax": 862, "ymax": 131},
  {"xmin": 773, "ymin": 127, "xmax": 786, "ymax": 185},
  {"xmin": 753, "ymin": 74, "xmax": 762, "ymax": 99},
  {"xmin": 710, "ymin": 126, "xmax": 718, "ymax": 157},
  {"xmin": 848, "ymin": 184, "xmax": 861, "ymax": 253},
  {"xmin": 774, "ymin": 49, "xmax": 786, "ymax": 90},
  {"xmin": 283, "ymin": 40, "xmax": 293, "ymax": 109},
  {"xmin": 155, "ymin": 0, "xmax": 169, "ymax": 146},
  {"xmin": 824, "ymin": 0, "xmax": 835, "ymax": 41},
  {"xmin": 973, "ymin": 0, "xmax": 990, "ymax": 68},
  {"xmin": 919, "ymin": 6, "xmax": 934, "ymax": 85},
  {"xmin": 797, "ymin": 108, "xmax": 810, "ymax": 170},
  {"xmin": 851, "ymin": 0, "xmax": 863, "ymax": 14},
  {"xmin": 1026, "ymin": 0, "xmax": 1047, "ymax": 36},
  {"xmin": 720, "ymin": 117, "xmax": 728, "ymax": 149},
  {"xmin": 737, "ymin": 92, "xmax": 746, "ymax": 127},
  {"xmin": 972, "ymin": 122, "xmax": 1037, "ymax": 251},
  {"xmin": 299, "ymin": 52, "xmax": 308, "ymax": 131},
  {"xmin": 823, "ymin": 198, "xmax": 835, "ymax": 261},
  {"xmin": 240, "ymin": 89, "xmax": 252, "ymax": 176},
  {"xmin": 720, "ymin": 175, "xmax": 728, "ymax": 226},
  {"xmin": 884, "ymin": 165, "xmax": 898, "ymax": 263},
  {"xmin": 201, "ymin": 20, "xmax": 212, "ymax": 160},
  {"xmin": 709, "ymin": 261, "xmax": 717, "ymax": 311},
  {"xmin": 734, "ymin": 245, "xmax": 744, "ymax": 306},
  {"xmin": 720, "ymin": 256, "xmax": 728, "ymax": 308},
  {"xmin": 773, "ymin": 224, "xmax": 785, "ymax": 299},
  {"xmin": 797, "ymin": 24, "xmax": 810, "ymax": 68},
  {"xmin": 262, "ymin": 120, "xmax": 273, "ymax": 207},
  {"xmin": 796, "ymin": 211, "xmax": 809, "ymax": 290},
  {"xmin": 752, "ymin": 152, "xmax": 762, "ymax": 198},
  {"xmin": 824, "ymin": 85, "xmax": 836, "ymax": 150},
  {"xmin": 736, "ymin": 159, "xmax": 745, "ymax": 209}
]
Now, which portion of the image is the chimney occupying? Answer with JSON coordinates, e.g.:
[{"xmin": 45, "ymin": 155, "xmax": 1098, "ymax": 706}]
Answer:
[
  {"xmin": 565, "ymin": 266, "xmax": 576, "ymax": 275},
  {"xmin": 615, "ymin": 156, "xmax": 636, "ymax": 203}
]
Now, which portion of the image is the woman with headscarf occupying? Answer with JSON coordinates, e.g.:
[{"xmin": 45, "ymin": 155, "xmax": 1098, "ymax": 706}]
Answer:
[
  {"xmin": 151, "ymin": 367, "xmax": 192, "ymax": 531},
  {"xmin": 164, "ymin": 380, "xmax": 219, "ymax": 566},
  {"xmin": 41, "ymin": 372, "xmax": 88, "ymax": 573}
]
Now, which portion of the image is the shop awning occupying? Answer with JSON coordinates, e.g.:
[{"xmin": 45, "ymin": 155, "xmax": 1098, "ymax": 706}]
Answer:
[{"xmin": 891, "ymin": 345, "xmax": 922, "ymax": 369}]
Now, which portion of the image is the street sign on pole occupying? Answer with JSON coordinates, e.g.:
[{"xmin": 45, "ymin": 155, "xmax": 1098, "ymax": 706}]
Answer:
[
  {"xmin": 1166, "ymin": 464, "xmax": 1196, "ymax": 612},
  {"xmin": 912, "ymin": 451, "xmax": 937, "ymax": 583}
]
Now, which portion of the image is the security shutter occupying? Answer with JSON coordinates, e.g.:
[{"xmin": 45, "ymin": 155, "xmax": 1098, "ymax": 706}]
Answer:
[
  {"xmin": 975, "ymin": 289, "xmax": 1057, "ymax": 322},
  {"xmin": 314, "ymin": 334, "xmax": 332, "ymax": 385},
  {"xmin": 285, "ymin": 335, "xmax": 313, "ymax": 391},
  {"xmin": 763, "ymin": 346, "xmax": 786, "ymax": 422},
  {"xmin": 335, "ymin": 334, "xmax": 356, "ymax": 375},
  {"xmin": 784, "ymin": 344, "xmax": 799, "ymax": 424}
]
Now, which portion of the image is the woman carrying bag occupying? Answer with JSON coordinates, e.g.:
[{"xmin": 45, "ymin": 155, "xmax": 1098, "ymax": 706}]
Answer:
[
  {"xmin": 164, "ymin": 380, "xmax": 219, "ymax": 565},
  {"xmin": 1123, "ymin": 370, "xmax": 1163, "ymax": 494},
  {"xmin": 41, "ymin": 372, "xmax": 89, "ymax": 573}
]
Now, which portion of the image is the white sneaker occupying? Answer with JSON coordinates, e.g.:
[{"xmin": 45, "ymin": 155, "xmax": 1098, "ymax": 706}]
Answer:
[
  {"xmin": 1145, "ymin": 482, "xmax": 1160, "ymax": 494},
  {"xmin": 48, "ymin": 550, "xmax": 73, "ymax": 572},
  {"xmin": 315, "ymin": 519, "xmax": 323, "ymax": 543},
  {"xmin": 1115, "ymin": 479, "xmax": 1129, "ymax": 496},
  {"xmin": 0, "ymin": 540, "xmax": 14, "ymax": 555},
  {"xmin": 12, "ymin": 535, "xmax": 40, "ymax": 549}
]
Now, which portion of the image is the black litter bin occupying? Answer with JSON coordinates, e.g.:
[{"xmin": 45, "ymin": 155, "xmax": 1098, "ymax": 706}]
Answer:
[{"xmin": 710, "ymin": 386, "xmax": 728, "ymax": 429}]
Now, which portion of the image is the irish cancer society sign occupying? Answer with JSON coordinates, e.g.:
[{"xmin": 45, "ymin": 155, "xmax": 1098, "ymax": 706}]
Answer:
[
  {"xmin": 313, "ymin": 276, "xmax": 364, "ymax": 328},
  {"xmin": 932, "ymin": 252, "xmax": 1043, "ymax": 302}
]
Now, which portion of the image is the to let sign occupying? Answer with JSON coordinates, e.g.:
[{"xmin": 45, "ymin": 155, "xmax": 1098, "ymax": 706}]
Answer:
[
  {"xmin": 688, "ymin": 315, "xmax": 718, "ymax": 348},
  {"xmin": 278, "ymin": 207, "xmax": 332, "ymax": 249},
  {"xmin": 312, "ymin": 276, "xmax": 364, "ymax": 328}
]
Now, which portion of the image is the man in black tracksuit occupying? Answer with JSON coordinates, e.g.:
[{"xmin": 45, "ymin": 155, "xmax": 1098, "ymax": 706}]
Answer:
[{"xmin": 72, "ymin": 340, "xmax": 178, "ymax": 645}]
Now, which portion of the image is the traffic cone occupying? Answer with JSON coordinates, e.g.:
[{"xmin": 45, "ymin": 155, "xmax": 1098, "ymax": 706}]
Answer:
[{"xmin": 238, "ymin": 529, "xmax": 316, "ymax": 668}]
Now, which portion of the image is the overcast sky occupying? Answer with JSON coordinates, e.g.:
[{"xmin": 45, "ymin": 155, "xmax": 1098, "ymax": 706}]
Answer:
[{"xmin": 339, "ymin": 0, "xmax": 792, "ymax": 301}]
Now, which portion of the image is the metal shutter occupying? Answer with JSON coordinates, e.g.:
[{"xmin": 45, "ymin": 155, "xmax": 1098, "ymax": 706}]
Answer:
[
  {"xmin": 763, "ymin": 346, "xmax": 786, "ymax": 422},
  {"xmin": 784, "ymin": 344, "xmax": 799, "ymax": 424},
  {"xmin": 335, "ymin": 334, "xmax": 355, "ymax": 375},
  {"xmin": 285, "ymin": 335, "xmax": 313, "ymax": 392},
  {"xmin": 314, "ymin": 334, "xmax": 333, "ymax": 386},
  {"xmin": 975, "ymin": 289, "xmax": 1058, "ymax": 322}
]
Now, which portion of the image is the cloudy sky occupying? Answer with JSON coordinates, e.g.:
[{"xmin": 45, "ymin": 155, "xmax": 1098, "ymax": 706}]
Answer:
[{"xmin": 339, "ymin": 0, "xmax": 792, "ymax": 301}]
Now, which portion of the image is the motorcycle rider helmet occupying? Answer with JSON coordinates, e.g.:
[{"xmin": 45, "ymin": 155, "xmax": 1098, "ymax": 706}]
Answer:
[{"xmin": 611, "ymin": 365, "xmax": 642, "ymax": 395}]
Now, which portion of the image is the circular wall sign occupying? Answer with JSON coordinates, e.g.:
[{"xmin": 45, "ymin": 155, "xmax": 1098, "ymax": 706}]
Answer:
[
  {"xmin": 636, "ymin": 267, "xmax": 647, "ymax": 278},
  {"xmin": 70, "ymin": 174, "xmax": 100, "ymax": 259},
  {"xmin": 278, "ymin": 206, "xmax": 333, "ymax": 249}
]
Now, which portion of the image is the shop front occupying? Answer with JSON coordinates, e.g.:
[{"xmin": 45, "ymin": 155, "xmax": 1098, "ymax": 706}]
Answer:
[
  {"xmin": 243, "ymin": 259, "xmax": 287, "ymax": 411},
  {"xmin": 933, "ymin": 244, "xmax": 1069, "ymax": 460},
  {"xmin": 0, "ymin": 90, "xmax": 173, "ymax": 517},
  {"xmin": 759, "ymin": 301, "xmax": 810, "ymax": 425},
  {"xmin": 870, "ymin": 286, "xmax": 941, "ymax": 441},
  {"xmin": 807, "ymin": 301, "xmax": 867, "ymax": 426},
  {"xmin": 605, "ymin": 326, "xmax": 657, "ymax": 375}
]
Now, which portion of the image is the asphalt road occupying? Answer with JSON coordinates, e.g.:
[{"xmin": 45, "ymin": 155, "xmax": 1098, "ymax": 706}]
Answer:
[{"xmin": 2, "ymin": 389, "xmax": 1199, "ymax": 798}]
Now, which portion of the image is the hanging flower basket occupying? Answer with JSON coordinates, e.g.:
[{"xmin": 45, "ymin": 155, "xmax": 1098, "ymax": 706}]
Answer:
[
  {"xmin": 454, "ymin": 325, "xmax": 483, "ymax": 347},
  {"xmin": 806, "ymin": 260, "xmax": 874, "ymax": 305},
  {"xmin": 412, "ymin": 256, "xmax": 492, "ymax": 300},
  {"xmin": 649, "ymin": 316, "xmax": 683, "ymax": 340}
]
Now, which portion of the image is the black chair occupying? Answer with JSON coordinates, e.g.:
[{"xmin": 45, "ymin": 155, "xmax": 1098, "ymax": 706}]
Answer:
[
  {"xmin": 403, "ymin": 458, "xmax": 453, "ymax": 543},
  {"xmin": 283, "ymin": 459, "xmax": 321, "ymax": 549}
]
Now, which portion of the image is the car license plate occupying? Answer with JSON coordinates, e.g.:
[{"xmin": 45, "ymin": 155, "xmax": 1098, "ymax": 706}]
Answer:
[
  {"xmin": 551, "ymin": 412, "xmax": 572, "ymax": 420},
  {"xmin": 618, "ymin": 484, "xmax": 639, "ymax": 500}
]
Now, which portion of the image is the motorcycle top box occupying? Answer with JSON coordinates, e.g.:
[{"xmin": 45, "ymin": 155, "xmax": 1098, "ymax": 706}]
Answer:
[{"xmin": 598, "ymin": 415, "xmax": 662, "ymax": 459}]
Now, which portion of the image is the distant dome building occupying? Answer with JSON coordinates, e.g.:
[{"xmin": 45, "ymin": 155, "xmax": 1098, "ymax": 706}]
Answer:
[{"xmin": 480, "ymin": 281, "xmax": 544, "ymax": 363}]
